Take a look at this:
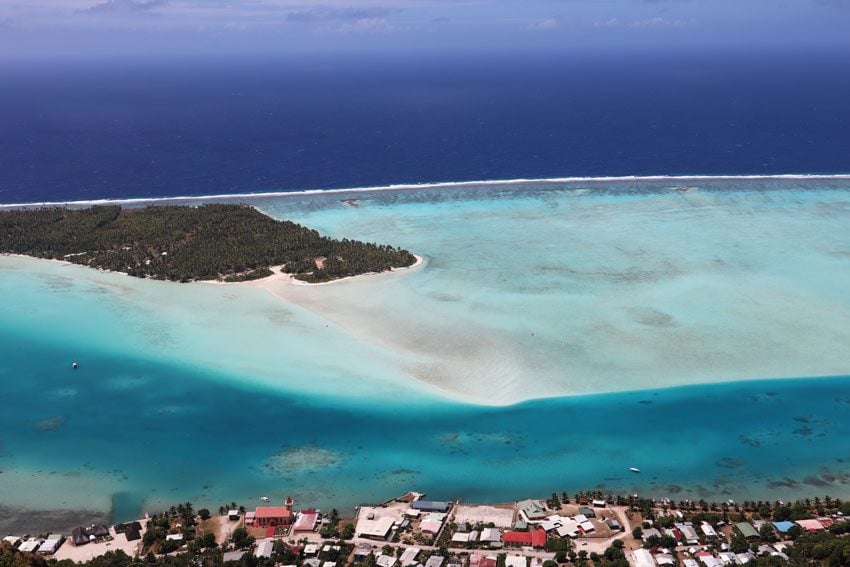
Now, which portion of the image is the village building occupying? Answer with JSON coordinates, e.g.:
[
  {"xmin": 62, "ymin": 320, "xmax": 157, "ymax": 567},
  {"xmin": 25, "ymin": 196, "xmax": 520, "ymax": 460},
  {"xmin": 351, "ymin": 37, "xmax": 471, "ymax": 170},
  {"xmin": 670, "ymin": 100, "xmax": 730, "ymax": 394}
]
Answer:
[
  {"xmin": 19, "ymin": 539, "xmax": 41, "ymax": 553},
  {"xmin": 400, "ymin": 547, "xmax": 420, "ymax": 565},
  {"xmin": 632, "ymin": 548, "xmax": 656, "ymax": 567},
  {"xmin": 517, "ymin": 500, "xmax": 547, "ymax": 522},
  {"xmin": 293, "ymin": 510, "xmax": 320, "ymax": 532},
  {"xmin": 502, "ymin": 529, "xmax": 546, "ymax": 548},
  {"xmin": 411, "ymin": 501, "xmax": 450, "ymax": 513},
  {"xmin": 254, "ymin": 539, "xmax": 274, "ymax": 559},
  {"xmin": 479, "ymin": 527, "xmax": 502, "ymax": 544},
  {"xmin": 38, "ymin": 534, "xmax": 64, "ymax": 555},
  {"xmin": 796, "ymin": 519, "xmax": 826, "ymax": 532},
  {"xmin": 701, "ymin": 522, "xmax": 718, "ymax": 538},
  {"xmin": 771, "ymin": 521, "xmax": 794, "ymax": 534},
  {"xmin": 72, "ymin": 524, "xmax": 110, "ymax": 546},
  {"xmin": 735, "ymin": 523, "xmax": 759, "ymax": 539},
  {"xmin": 469, "ymin": 554, "xmax": 498, "ymax": 567}
]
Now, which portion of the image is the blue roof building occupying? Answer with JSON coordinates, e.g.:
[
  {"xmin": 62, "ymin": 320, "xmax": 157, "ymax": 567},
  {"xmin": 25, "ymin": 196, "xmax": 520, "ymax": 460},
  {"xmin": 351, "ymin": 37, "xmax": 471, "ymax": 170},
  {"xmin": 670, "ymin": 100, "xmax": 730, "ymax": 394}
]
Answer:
[{"xmin": 772, "ymin": 521, "xmax": 795, "ymax": 533}]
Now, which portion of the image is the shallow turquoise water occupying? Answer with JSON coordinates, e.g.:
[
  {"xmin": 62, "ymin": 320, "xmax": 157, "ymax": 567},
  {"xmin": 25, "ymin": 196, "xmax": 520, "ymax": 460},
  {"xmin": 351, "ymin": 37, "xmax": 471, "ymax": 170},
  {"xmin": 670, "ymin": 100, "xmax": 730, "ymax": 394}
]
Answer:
[{"xmin": 1, "ymin": 177, "xmax": 849, "ymax": 529}]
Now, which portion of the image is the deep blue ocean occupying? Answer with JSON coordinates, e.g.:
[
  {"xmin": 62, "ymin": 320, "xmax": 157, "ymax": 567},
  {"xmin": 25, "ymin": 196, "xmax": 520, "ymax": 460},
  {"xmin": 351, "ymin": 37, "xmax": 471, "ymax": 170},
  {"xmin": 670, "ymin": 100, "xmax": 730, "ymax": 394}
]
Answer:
[{"xmin": 1, "ymin": 48, "xmax": 850, "ymax": 204}]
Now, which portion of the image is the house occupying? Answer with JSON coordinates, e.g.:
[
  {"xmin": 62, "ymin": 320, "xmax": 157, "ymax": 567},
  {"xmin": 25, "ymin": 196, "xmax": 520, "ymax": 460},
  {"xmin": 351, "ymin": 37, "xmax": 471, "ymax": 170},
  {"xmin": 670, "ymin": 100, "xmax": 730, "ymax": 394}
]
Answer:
[
  {"xmin": 254, "ymin": 506, "xmax": 294, "ymax": 527},
  {"xmin": 245, "ymin": 512, "xmax": 256, "ymax": 526},
  {"xmin": 376, "ymin": 555, "xmax": 398, "ymax": 567},
  {"xmin": 592, "ymin": 499, "xmax": 607, "ymax": 508},
  {"xmin": 223, "ymin": 551, "xmax": 248, "ymax": 562},
  {"xmin": 412, "ymin": 501, "xmax": 450, "ymax": 513},
  {"xmin": 304, "ymin": 559, "xmax": 322, "ymax": 567},
  {"xmin": 2, "ymin": 536, "xmax": 21, "ymax": 547},
  {"xmin": 125, "ymin": 526, "xmax": 142, "ymax": 542},
  {"xmin": 556, "ymin": 520, "xmax": 580, "ymax": 538},
  {"xmin": 37, "ymin": 535, "xmax": 64, "ymax": 555},
  {"xmin": 470, "ymin": 554, "xmax": 497, "ymax": 567},
  {"xmin": 540, "ymin": 520, "xmax": 560, "ymax": 533},
  {"xmin": 735, "ymin": 523, "xmax": 759, "ymax": 539},
  {"xmin": 304, "ymin": 544, "xmax": 319, "ymax": 555},
  {"xmin": 421, "ymin": 520, "xmax": 442, "ymax": 534},
  {"xmin": 696, "ymin": 552, "xmax": 723, "ymax": 567},
  {"xmin": 771, "ymin": 521, "xmax": 794, "ymax": 534},
  {"xmin": 114, "ymin": 522, "xmax": 142, "ymax": 535},
  {"xmin": 400, "ymin": 547, "xmax": 420, "ymax": 566},
  {"xmin": 701, "ymin": 523, "xmax": 718, "ymax": 538},
  {"xmin": 166, "ymin": 534, "xmax": 184, "ymax": 542},
  {"xmin": 655, "ymin": 554, "xmax": 676, "ymax": 566},
  {"xmin": 228, "ymin": 510, "xmax": 241, "ymax": 521},
  {"xmin": 18, "ymin": 539, "xmax": 40, "ymax": 553},
  {"xmin": 479, "ymin": 528, "xmax": 501, "ymax": 543},
  {"xmin": 683, "ymin": 560, "xmax": 699, "ymax": 567},
  {"xmin": 504, "ymin": 557, "xmax": 526, "ymax": 567},
  {"xmin": 641, "ymin": 528, "xmax": 662, "ymax": 541},
  {"xmin": 425, "ymin": 556, "xmax": 445, "ymax": 567},
  {"xmin": 357, "ymin": 516, "xmax": 396, "ymax": 540},
  {"xmin": 517, "ymin": 500, "xmax": 547, "ymax": 521},
  {"xmin": 632, "ymin": 548, "xmax": 656, "ymax": 567},
  {"xmin": 254, "ymin": 539, "xmax": 274, "ymax": 559},
  {"xmin": 578, "ymin": 507, "xmax": 596, "ymax": 518},
  {"xmin": 72, "ymin": 525, "xmax": 110, "ymax": 546},
  {"xmin": 677, "ymin": 524, "xmax": 700, "ymax": 544},
  {"xmin": 607, "ymin": 519, "xmax": 623, "ymax": 531},
  {"xmin": 717, "ymin": 552, "xmax": 737, "ymax": 565},
  {"xmin": 293, "ymin": 511, "xmax": 320, "ymax": 532},
  {"xmin": 796, "ymin": 520, "xmax": 825, "ymax": 533},
  {"xmin": 502, "ymin": 529, "xmax": 546, "ymax": 548},
  {"xmin": 452, "ymin": 533, "xmax": 470, "ymax": 543}
]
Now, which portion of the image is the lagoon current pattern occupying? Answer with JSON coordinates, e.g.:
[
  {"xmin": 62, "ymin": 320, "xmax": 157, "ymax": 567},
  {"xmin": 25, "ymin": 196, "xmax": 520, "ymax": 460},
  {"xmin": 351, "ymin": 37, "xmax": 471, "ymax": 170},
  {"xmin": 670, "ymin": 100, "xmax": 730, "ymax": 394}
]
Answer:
[{"xmin": 1, "ymin": 177, "xmax": 850, "ymax": 532}]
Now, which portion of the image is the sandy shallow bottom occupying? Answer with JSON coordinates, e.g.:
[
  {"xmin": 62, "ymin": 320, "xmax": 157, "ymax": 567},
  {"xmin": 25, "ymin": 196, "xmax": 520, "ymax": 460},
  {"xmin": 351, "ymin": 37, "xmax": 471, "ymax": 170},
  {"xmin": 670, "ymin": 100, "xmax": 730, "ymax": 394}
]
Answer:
[
  {"xmin": 2, "ymin": 177, "xmax": 850, "ymax": 529},
  {"xmin": 250, "ymin": 179, "xmax": 850, "ymax": 404}
]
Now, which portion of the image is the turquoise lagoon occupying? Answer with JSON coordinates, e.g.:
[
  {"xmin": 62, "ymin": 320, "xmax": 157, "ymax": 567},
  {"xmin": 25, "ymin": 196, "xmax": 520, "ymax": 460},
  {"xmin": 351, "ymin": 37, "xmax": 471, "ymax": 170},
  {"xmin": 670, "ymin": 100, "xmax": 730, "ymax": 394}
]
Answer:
[{"xmin": 1, "ymin": 177, "xmax": 850, "ymax": 531}]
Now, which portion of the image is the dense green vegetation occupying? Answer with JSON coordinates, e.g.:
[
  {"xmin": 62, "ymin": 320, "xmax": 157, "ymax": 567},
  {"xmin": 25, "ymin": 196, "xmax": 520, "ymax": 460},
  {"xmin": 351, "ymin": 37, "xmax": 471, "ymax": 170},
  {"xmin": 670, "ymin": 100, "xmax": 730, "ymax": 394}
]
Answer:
[{"xmin": 0, "ymin": 204, "xmax": 416, "ymax": 282}]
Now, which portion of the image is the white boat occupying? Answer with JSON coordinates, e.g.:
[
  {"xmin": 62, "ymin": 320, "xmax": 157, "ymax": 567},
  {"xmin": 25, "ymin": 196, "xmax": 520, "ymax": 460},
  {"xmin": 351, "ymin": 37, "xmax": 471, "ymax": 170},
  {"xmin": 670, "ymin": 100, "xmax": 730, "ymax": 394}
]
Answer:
[
  {"xmin": 260, "ymin": 496, "xmax": 270, "ymax": 502},
  {"xmin": 629, "ymin": 467, "xmax": 640, "ymax": 473},
  {"xmin": 72, "ymin": 362, "xmax": 78, "ymax": 369}
]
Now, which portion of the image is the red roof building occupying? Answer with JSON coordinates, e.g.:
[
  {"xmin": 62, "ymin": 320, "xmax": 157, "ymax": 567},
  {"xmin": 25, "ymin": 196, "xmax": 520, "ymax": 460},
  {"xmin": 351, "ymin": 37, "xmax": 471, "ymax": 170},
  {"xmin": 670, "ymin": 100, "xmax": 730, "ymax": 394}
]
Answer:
[
  {"xmin": 293, "ymin": 511, "xmax": 320, "ymax": 532},
  {"xmin": 254, "ymin": 506, "xmax": 294, "ymax": 527},
  {"xmin": 503, "ymin": 529, "xmax": 547, "ymax": 548},
  {"xmin": 470, "ymin": 555, "xmax": 498, "ymax": 567}
]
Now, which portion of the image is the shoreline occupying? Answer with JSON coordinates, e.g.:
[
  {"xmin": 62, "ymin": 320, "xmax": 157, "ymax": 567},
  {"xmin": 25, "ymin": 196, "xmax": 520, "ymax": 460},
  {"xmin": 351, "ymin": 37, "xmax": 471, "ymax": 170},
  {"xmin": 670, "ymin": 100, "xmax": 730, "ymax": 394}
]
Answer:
[
  {"xmin": 205, "ymin": 253, "xmax": 425, "ymax": 288},
  {"xmin": 2, "ymin": 172, "xmax": 850, "ymax": 209},
  {"xmin": 0, "ymin": 252, "xmax": 424, "ymax": 288}
]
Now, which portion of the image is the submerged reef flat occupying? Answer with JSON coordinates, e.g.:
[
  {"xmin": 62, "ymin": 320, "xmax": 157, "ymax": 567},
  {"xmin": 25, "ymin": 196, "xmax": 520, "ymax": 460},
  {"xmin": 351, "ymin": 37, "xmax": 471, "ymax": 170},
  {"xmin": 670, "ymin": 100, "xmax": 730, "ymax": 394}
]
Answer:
[{"xmin": 254, "ymin": 178, "xmax": 850, "ymax": 404}]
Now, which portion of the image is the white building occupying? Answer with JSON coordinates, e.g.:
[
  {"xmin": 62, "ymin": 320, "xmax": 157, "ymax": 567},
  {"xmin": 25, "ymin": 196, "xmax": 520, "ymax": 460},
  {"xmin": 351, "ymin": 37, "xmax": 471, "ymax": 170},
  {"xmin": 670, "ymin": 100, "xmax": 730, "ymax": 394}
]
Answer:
[{"xmin": 632, "ymin": 548, "xmax": 656, "ymax": 567}]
